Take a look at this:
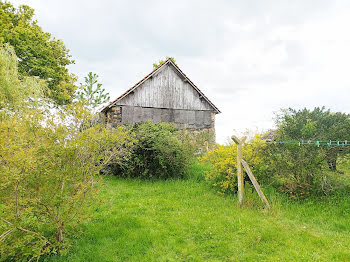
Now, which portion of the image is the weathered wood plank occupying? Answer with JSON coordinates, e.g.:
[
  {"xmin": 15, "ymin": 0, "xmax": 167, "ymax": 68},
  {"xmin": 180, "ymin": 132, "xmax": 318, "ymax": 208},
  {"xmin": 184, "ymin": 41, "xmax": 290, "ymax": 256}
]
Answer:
[
  {"xmin": 241, "ymin": 159, "xmax": 270, "ymax": 210},
  {"xmin": 119, "ymin": 106, "xmax": 214, "ymax": 129},
  {"xmin": 115, "ymin": 64, "xmax": 213, "ymax": 111},
  {"xmin": 231, "ymin": 135, "xmax": 247, "ymax": 206}
]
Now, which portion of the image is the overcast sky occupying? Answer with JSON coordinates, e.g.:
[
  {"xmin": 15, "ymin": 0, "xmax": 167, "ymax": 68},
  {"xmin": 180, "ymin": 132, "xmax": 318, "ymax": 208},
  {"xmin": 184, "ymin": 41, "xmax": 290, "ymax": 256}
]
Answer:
[{"xmin": 14, "ymin": 0, "xmax": 350, "ymax": 143}]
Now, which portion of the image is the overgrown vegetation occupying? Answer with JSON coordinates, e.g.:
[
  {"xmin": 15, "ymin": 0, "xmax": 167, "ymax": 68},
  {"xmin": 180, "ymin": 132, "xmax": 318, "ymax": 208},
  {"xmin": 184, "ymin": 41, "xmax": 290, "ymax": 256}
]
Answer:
[
  {"xmin": 200, "ymin": 108, "xmax": 350, "ymax": 199},
  {"xmin": 267, "ymin": 107, "xmax": 350, "ymax": 198},
  {"xmin": 0, "ymin": 43, "xmax": 209, "ymax": 260},
  {"xmin": 0, "ymin": 107, "xmax": 131, "ymax": 260},
  {"xmin": 106, "ymin": 121, "xmax": 209, "ymax": 179},
  {"xmin": 152, "ymin": 56, "xmax": 176, "ymax": 69},
  {"xmin": 275, "ymin": 107, "xmax": 350, "ymax": 171},
  {"xmin": 200, "ymin": 135, "xmax": 269, "ymax": 195},
  {"xmin": 1, "ymin": 2, "xmax": 350, "ymax": 260},
  {"xmin": 0, "ymin": 43, "xmax": 128, "ymax": 261}
]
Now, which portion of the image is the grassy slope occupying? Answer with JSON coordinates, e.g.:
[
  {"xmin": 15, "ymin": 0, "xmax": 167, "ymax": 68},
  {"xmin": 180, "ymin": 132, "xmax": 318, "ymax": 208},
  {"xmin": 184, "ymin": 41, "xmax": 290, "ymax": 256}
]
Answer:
[{"xmin": 46, "ymin": 169, "xmax": 350, "ymax": 262}]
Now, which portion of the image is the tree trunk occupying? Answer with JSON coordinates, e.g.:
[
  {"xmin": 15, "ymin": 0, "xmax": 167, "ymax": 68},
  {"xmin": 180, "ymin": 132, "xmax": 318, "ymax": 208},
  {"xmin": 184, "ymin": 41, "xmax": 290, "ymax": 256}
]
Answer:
[
  {"xmin": 56, "ymin": 222, "xmax": 64, "ymax": 243},
  {"xmin": 326, "ymin": 149, "xmax": 338, "ymax": 171}
]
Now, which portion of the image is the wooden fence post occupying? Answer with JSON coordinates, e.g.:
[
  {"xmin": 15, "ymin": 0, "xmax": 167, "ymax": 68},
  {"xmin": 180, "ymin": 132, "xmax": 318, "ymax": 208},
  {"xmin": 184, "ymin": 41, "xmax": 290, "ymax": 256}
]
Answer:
[
  {"xmin": 231, "ymin": 135, "xmax": 246, "ymax": 206},
  {"xmin": 231, "ymin": 135, "xmax": 270, "ymax": 210}
]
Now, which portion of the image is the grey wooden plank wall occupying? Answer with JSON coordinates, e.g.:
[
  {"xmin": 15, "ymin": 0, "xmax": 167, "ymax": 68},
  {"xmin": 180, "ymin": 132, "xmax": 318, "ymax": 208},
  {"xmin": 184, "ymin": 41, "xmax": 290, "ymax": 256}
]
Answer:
[
  {"xmin": 115, "ymin": 64, "xmax": 213, "ymax": 111},
  {"xmin": 121, "ymin": 106, "xmax": 213, "ymax": 129}
]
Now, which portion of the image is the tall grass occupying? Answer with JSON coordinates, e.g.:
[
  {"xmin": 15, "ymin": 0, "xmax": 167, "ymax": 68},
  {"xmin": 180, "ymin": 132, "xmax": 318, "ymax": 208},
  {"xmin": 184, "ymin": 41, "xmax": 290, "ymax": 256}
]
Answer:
[{"xmin": 45, "ymin": 161, "xmax": 350, "ymax": 261}]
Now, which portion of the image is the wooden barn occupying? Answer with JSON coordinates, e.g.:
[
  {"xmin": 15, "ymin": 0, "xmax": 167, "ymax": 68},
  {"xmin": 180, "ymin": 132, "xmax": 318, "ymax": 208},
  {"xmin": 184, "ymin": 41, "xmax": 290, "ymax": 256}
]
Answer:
[{"xmin": 101, "ymin": 58, "xmax": 221, "ymax": 141}]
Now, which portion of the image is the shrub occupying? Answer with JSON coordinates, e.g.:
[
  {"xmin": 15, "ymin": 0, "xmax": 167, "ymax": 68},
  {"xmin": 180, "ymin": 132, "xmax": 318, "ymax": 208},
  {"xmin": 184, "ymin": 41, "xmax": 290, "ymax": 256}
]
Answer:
[
  {"xmin": 264, "ymin": 143, "xmax": 348, "ymax": 198},
  {"xmin": 0, "ymin": 105, "xmax": 131, "ymax": 261},
  {"xmin": 265, "ymin": 107, "xmax": 350, "ymax": 198},
  {"xmin": 108, "ymin": 121, "xmax": 197, "ymax": 179},
  {"xmin": 275, "ymin": 107, "xmax": 350, "ymax": 171},
  {"xmin": 200, "ymin": 135, "xmax": 269, "ymax": 195}
]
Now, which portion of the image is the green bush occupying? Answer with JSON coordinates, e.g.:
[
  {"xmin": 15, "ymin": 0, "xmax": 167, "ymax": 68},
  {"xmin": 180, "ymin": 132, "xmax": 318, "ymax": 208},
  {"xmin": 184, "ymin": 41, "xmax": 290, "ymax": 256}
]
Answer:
[
  {"xmin": 0, "ymin": 105, "xmax": 131, "ymax": 261},
  {"xmin": 107, "ymin": 121, "xmax": 198, "ymax": 179},
  {"xmin": 199, "ymin": 132, "xmax": 346, "ymax": 199},
  {"xmin": 264, "ymin": 143, "xmax": 349, "ymax": 198}
]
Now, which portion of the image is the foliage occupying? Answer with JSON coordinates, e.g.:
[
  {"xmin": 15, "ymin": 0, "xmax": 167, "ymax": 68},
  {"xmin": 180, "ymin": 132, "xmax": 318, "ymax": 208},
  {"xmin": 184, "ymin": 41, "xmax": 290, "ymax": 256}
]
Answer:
[
  {"xmin": 127, "ymin": 121, "xmax": 194, "ymax": 179},
  {"xmin": 0, "ymin": 104, "xmax": 132, "ymax": 261},
  {"xmin": 264, "ymin": 143, "xmax": 329, "ymax": 198},
  {"xmin": 200, "ymin": 135, "xmax": 268, "ymax": 195},
  {"xmin": 276, "ymin": 107, "xmax": 350, "ymax": 140},
  {"xmin": 0, "ymin": 44, "xmax": 45, "ymax": 110},
  {"xmin": 152, "ymin": 56, "xmax": 176, "ymax": 69},
  {"xmin": 0, "ymin": 42, "xmax": 130, "ymax": 260},
  {"xmin": 264, "ymin": 107, "xmax": 350, "ymax": 198},
  {"xmin": 108, "ymin": 121, "xmax": 196, "ymax": 179},
  {"xmin": 0, "ymin": 1, "xmax": 76, "ymax": 104},
  {"xmin": 275, "ymin": 107, "xmax": 350, "ymax": 170},
  {"xmin": 76, "ymin": 72, "xmax": 110, "ymax": 110},
  {"xmin": 44, "ymin": 174, "xmax": 350, "ymax": 261}
]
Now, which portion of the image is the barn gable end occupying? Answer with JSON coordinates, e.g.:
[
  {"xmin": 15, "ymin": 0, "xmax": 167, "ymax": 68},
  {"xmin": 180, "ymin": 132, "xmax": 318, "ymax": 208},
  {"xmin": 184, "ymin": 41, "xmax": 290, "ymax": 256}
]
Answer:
[
  {"xmin": 101, "ymin": 59, "xmax": 220, "ymax": 142},
  {"xmin": 114, "ymin": 63, "xmax": 214, "ymax": 111}
]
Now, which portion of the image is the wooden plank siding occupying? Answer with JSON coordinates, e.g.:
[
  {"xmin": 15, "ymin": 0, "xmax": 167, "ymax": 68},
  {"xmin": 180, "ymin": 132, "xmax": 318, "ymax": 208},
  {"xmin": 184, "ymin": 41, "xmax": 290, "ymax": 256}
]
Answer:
[
  {"xmin": 121, "ymin": 105, "xmax": 214, "ymax": 130},
  {"xmin": 115, "ymin": 64, "xmax": 213, "ymax": 111}
]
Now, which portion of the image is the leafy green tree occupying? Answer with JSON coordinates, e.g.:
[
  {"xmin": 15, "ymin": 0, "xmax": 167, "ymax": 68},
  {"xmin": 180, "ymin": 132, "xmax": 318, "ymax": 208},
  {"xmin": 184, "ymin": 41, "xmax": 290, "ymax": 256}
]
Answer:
[
  {"xmin": 0, "ymin": 44, "xmax": 45, "ymax": 111},
  {"xmin": 76, "ymin": 72, "xmax": 110, "ymax": 110},
  {"xmin": 0, "ymin": 1, "xmax": 76, "ymax": 104},
  {"xmin": 153, "ymin": 56, "xmax": 176, "ymax": 69},
  {"xmin": 275, "ymin": 107, "xmax": 350, "ymax": 170}
]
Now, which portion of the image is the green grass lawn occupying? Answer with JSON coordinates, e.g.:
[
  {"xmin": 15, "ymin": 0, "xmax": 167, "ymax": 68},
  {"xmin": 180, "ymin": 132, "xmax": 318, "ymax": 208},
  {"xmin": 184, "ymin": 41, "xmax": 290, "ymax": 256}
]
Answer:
[{"xmin": 45, "ymin": 168, "xmax": 350, "ymax": 262}]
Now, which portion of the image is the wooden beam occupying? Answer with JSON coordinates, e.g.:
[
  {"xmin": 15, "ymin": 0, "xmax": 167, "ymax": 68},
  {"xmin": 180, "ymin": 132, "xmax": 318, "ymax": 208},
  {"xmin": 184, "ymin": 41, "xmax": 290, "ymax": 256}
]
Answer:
[
  {"xmin": 241, "ymin": 159, "xmax": 270, "ymax": 210},
  {"xmin": 231, "ymin": 135, "xmax": 246, "ymax": 206}
]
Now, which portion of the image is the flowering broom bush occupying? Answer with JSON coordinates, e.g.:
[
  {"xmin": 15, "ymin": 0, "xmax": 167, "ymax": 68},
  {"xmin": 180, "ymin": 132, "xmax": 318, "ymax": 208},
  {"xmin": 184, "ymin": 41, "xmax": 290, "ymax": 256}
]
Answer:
[{"xmin": 200, "ymin": 135, "xmax": 269, "ymax": 195}]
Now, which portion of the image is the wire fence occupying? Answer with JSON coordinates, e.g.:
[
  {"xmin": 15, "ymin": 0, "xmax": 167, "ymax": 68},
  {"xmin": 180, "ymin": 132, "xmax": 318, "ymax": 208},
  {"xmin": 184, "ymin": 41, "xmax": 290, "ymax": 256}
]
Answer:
[{"xmin": 266, "ymin": 140, "xmax": 350, "ymax": 147}]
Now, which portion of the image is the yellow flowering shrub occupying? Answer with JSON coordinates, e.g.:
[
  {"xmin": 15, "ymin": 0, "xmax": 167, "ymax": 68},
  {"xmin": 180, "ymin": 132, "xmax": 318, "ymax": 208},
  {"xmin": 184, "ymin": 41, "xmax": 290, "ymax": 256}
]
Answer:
[{"xmin": 200, "ymin": 135, "xmax": 268, "ymax": 195}]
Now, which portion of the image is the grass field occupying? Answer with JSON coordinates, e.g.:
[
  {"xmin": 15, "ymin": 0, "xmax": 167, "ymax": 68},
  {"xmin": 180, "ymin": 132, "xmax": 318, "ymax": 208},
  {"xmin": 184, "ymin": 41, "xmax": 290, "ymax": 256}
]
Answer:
[{"xmin": 45, "ymin": 162, "xmax": 350, "ymax": 262}]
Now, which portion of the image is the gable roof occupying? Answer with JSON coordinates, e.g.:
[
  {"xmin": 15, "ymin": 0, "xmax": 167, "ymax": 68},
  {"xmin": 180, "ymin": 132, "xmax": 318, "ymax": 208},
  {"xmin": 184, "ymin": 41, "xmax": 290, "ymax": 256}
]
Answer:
[{"xmin": 101, "ymin": 58, "xmax": 221, "ymax": 114}]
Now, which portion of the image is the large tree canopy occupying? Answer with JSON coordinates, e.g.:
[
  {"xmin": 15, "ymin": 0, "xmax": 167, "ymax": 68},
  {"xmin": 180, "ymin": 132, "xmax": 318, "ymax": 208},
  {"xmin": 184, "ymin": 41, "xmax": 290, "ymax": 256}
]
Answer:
[{"xmin": 0, "ymin": 1, "xmax": 76, "ymax": 104}]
